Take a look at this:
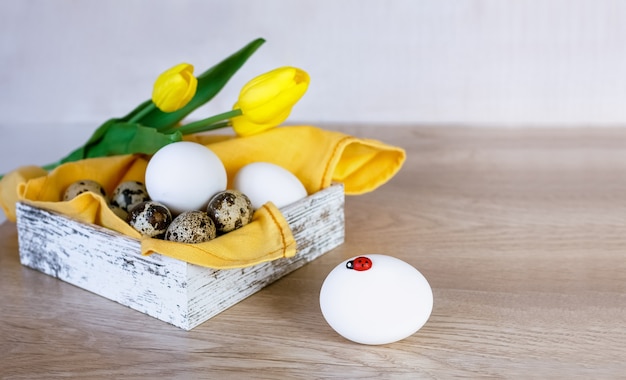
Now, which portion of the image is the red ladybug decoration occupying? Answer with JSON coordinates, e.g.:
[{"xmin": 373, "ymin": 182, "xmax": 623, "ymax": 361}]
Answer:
[{"xmin": 346, "ymin": 256, "xmax": 373, "ymax": 271}]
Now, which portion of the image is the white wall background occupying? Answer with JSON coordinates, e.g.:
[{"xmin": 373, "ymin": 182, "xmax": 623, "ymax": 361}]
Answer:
[
  {"xmin": 3, "ymin": 0, "xmax": 626, "ymax": 127},
  {"xmin": 2, "ymin": 0, "xmax": 626, "ymax": 223}
]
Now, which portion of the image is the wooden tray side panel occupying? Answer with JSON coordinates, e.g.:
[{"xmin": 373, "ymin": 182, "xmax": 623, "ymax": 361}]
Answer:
[{"xmin": 15, "ymin": 203, "xmax": 190, "ymax": 327}]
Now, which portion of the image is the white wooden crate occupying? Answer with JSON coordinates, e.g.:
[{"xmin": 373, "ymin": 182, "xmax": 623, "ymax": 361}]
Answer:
[{"xmin": 15, "ymin": 184, "xmax": 344, "ymax": 330}]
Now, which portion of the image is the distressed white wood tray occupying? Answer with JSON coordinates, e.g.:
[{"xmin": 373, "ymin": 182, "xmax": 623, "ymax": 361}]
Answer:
[{"xmin": 15, "ymin": 183, "xmax": 344, "ymax": 330}]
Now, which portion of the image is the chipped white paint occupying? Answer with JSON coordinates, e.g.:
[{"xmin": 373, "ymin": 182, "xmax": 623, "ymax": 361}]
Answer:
[{"xmin": 16, "ymin": 184, "xmax": 345, "ymax": 330}]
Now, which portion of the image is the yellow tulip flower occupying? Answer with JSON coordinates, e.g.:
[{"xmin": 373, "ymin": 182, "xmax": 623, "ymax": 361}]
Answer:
[
  {"xmin": 231, "ymin": 102, "xmax": 290, "ymax": 137},
  {"xmin": 231, "ymin": 66, "xmax": 309, "ymax": 136},
  {"xmin": 152, "ymin": 63, "xmax": 198, "ymax": 112}
]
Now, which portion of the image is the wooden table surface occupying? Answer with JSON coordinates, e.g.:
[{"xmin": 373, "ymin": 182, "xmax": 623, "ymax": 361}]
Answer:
[{"xmin": 1, "ymin": 126, "xmax": 625, "ymax": 378}]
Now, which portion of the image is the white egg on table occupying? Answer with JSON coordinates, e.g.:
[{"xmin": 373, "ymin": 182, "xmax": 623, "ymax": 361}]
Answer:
[
  {"xmin": 319, "ymin": 254, "xmax": 433, "ymax": 345},
  {"xmin": 145, "ymin": 141, "xmax": 227, "ymax": 215},
  {"xmin": 233, "ymin": 162, "xmax": 307, "ymax": 209}
]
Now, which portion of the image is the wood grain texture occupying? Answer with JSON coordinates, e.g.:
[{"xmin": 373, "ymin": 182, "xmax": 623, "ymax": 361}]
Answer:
[
  {"xmin": 1, "ymin": 126, "xmax": 625, "ymax": 378},
  {"xmin": 14, "ymin": 184, "xmax": 344, "ymax": 330}
]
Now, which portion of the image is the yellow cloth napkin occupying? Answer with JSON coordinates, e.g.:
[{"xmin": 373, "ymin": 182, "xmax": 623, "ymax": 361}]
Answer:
[
  {"xmin": 186, "ymin": 126, "xmax": 406, "ymax": 195},
  {"xmin": 0, "ymin": 125, "xmax": 405, "ymax": 269}
]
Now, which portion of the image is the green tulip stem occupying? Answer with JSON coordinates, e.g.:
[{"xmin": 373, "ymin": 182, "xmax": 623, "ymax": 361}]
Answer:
[
  {"xmin": 179, "ymin": 120, "xmax": 233, "ymax": 135},
  {"xmin": 163, "ymin": 109, "xmax": 243, "ymax": 135},
  {"xmin": 128, "ymin": 102, "xmax": 157, "ymax": 124}
]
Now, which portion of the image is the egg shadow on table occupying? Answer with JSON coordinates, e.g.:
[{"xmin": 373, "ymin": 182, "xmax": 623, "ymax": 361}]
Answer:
[{"xmin": 255, "ymin": 260, "xmax": 344, "ymax": 341}]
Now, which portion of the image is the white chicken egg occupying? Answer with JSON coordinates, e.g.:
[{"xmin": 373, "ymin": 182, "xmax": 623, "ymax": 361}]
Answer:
[
  {"xmin": 319, "ymin": 254, "xmax": 433, "ymax": 345},
  {"xmin": 145, "ymin": 141, "xmax": 227, "ymax": 214},
  {"xmin": 233, "ymin": 162, "xmax": 307, "ymax": 209}
]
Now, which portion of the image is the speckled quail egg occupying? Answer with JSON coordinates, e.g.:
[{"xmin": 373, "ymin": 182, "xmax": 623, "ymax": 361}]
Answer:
[
  {"xmin": 109, "ymin": 204, "xmax": 129, "ymax": 220},
  {"xmin": 63, "ymin": 180, "xmax": 106, "ymax": 201},
  {"xmin": 127, "ymin": 201, "xmax": 172, "ymax": 238},
  {"xmin": 165, "ymin": 210, "xmax": 216, "ymax": 243},
  {"xmin": 206, "ymin": 190, "xmax": 254, "ymax": 234},
  {"xmin": 110, "ymin": 181, "xmax": 150, "ymax": 213}
]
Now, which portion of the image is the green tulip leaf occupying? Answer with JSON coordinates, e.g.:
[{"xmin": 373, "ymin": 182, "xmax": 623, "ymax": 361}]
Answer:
[
  {"xmin": 85, "ymin": 122, "xmax": 183, "ymax": 158},
  {"xmin": 41, "ymin": 120, "xmax": 181, "ymax": 173},
  {"xmin": 125, "ymin": 37, "xmax": 266, "ymax": 130}
]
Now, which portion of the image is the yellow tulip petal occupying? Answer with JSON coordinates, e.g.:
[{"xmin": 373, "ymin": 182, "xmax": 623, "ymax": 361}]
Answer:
[
  {"xmin": 232, "ymin": 66, "xmax": 309, "ymax": 135},
  {"xmin": 244, "ymin": 82, "xmax": 308, "ymax": 123},
  {"xmin": 152, "ymin": 63, "xmax": 198, "ymax": 112},
  {"xmin": 231, "ymin": 108, "xmax": 291, "ymax": 137},
  {"xmin": 239, "ymin": 67, "xmax": 308, "ymax": 106},
  {"xmin": 239, "ymin": 82, "xmax": 285, "ymax": 109},
  {"xmin": 240, "ymin": 66, "xmax": 298, "ymax": 94}
]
